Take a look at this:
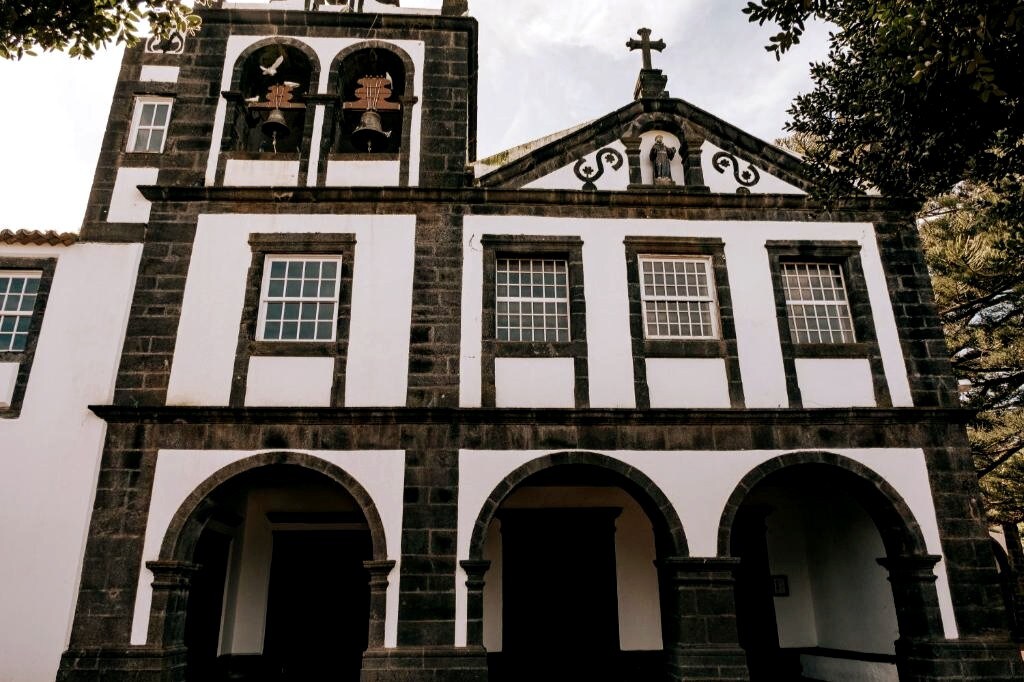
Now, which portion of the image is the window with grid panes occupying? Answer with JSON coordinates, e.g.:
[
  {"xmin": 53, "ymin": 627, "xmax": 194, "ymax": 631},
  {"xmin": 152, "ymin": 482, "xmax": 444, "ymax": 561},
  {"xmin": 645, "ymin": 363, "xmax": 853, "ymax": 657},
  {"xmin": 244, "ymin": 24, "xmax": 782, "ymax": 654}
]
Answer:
[
  {"xmin": 128, "ymin": 97, "xmax": 173, "ymax": 153},
  {"xmin": 639, "ymin": 256, "xmax": 718, "ymax": 339},
  {"xmin": 781, "ymin": 262, "xmax": 855, "ymax": 343},
  {"xmin": 258, "ymin": 256, "xmax": 342, "ymax": 341},
  {"xmin": 495, "ymin": 258, "xmax": 570, "ymax": 342},
  {"xmin": 0, "ymin": 272, "xmax": 41, "ymax": 352}
]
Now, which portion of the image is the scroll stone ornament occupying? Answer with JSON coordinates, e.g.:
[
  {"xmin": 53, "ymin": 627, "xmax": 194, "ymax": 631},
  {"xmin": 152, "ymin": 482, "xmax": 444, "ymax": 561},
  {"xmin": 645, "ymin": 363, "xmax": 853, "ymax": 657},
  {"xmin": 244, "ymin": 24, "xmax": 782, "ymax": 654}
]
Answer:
[{"xmin": 573, "ymin": 148, "xmax": 625, "ymax": 191}]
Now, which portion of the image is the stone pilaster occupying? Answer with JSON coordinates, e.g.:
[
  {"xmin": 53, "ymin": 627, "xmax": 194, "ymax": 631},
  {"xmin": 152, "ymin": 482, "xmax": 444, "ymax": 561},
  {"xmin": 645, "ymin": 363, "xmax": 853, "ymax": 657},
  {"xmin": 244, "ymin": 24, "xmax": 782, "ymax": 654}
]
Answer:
[
  {"xmin": 658, "ymin": 557, "xmax": 749, "ymax": 682},
  {"xmin": 364, "ymin": 560, "xmax": 397, "ymax": 648},
  {"xmin": 460, "ymin": 559, "xmax": 491, "ymax": 647}
]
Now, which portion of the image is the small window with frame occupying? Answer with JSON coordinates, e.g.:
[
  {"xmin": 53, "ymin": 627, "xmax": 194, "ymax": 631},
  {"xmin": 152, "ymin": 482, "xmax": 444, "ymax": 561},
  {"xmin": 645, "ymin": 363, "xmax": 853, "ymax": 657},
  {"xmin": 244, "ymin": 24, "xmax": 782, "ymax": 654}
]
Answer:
[
  {"xmin": 780, "ymin": 261, "xmax": 855, "ymax": 344},
  {"xmin": 638, "ymin": 255, "xmax": 719, "ymax": 340},
  {"xmin": 495, "ymin": 257, "xmax": 570, "ymax": 342},
  {"xmin": 257, "ymin": 255, "xmax": 342, "ymax": 342},
  {"xmin": 0, "ymin": 271, "xmax": 41, "ymax": 352},
  {"xmin": 128, "ymin": 96, "xmax": 173, "ymax": 153}
]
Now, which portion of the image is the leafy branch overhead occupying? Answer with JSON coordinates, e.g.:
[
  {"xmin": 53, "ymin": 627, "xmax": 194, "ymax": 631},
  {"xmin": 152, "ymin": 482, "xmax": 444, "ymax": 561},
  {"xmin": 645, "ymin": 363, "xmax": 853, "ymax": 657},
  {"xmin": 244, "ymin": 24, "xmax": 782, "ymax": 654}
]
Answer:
[
  {"xmin": 0, "ymin": 1, "xmax": 209, "ymax": 59},
  {"xmin": 744, "ymin": 0, "xmax": 1024, "ymax": 201}
]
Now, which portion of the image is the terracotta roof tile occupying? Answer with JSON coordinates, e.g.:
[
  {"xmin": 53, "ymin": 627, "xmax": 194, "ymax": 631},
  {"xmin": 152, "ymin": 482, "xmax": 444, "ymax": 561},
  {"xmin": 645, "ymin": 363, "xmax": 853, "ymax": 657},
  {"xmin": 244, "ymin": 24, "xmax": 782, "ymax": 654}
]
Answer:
[{"xmin": 0, "ymin": 229, "xmax": 78, "ymax": 246}]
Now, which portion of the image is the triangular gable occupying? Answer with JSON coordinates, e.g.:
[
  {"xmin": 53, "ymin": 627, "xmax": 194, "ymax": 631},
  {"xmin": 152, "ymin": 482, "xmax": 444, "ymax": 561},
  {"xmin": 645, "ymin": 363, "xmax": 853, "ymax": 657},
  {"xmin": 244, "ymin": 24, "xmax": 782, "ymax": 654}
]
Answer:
[{"xmin": 475, "ymin": 98, "xmax": 820, "ymax": 196}]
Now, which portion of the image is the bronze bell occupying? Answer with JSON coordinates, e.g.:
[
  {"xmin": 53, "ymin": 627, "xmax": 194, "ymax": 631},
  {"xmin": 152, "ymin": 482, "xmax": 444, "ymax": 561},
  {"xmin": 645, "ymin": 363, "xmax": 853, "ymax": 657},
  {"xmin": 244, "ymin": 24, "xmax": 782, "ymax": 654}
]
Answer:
[
  {"xmin": 352, "ymin": 110, "xmax": 390, "ymax": 152},
  {"xmin": 260, "ymin": 108, "xmax": 290, "ymax": 152}
]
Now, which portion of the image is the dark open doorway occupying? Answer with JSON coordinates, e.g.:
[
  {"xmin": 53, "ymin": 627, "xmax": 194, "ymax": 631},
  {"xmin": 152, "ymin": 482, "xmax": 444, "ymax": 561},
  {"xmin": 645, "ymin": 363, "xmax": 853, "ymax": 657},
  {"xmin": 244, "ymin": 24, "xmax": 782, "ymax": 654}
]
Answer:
[
  {"xmin": 263, "ymin": 529, "xmax": 372, "ymax": 682},
  {"xmin": 498, "ymin": 507, "xmax": 621, "ymax": 681}
]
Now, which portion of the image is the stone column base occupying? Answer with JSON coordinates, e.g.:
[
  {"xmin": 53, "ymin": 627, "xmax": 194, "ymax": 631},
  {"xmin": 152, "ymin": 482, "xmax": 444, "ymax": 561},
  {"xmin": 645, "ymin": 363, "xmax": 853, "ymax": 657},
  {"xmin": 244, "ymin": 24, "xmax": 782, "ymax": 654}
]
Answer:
[
  {"xmin": 896, "ymin": 637, "xmax": 1024, "ymax": 681},
  {"xmin": 667, "ymin": 644, "xmax": 750, "ymax": 682},
  {"xmin": 56, "ymin": 646, "xmax": 186, "ymax": 682},
  {"xmin": 360, "ymin": 646, "xmax": 488, "ymax": 682}
]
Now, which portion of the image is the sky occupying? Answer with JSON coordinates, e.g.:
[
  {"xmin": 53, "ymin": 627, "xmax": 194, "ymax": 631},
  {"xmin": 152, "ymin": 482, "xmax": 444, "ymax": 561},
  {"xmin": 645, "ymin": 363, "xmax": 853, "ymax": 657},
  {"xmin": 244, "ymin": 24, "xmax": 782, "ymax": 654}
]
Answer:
[{"xmin": 0, "ymin": 0, "xmax": 830, "ymax": 232}]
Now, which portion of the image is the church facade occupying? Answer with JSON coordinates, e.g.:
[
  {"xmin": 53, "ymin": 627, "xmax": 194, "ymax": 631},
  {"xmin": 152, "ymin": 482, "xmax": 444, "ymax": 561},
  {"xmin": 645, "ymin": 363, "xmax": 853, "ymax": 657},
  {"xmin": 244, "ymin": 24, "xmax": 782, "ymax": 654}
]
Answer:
[{"xmin": 0, "ymin": 1, "xmax": 1022, "ymax": 681}]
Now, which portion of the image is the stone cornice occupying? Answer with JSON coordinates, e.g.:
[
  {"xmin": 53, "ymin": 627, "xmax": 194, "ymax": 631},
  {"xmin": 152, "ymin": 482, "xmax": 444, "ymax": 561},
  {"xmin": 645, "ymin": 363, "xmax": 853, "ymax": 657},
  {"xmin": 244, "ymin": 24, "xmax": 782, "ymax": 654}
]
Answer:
[
  {"xmin": 89, "ymin": 404, "xmax": 970, "ymax": 426},
  {"xmin": 136, "ymin": 185, "xmax": 919, "ymax": 219}
]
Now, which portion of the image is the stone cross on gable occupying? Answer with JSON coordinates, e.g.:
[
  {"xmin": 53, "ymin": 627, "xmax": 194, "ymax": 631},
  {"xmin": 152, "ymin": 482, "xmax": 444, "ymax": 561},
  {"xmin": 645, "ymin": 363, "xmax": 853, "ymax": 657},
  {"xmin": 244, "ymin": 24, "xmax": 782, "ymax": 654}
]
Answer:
[{"xmin": 626, "ymin": 28, "xmax": 666, "ymax": 71}]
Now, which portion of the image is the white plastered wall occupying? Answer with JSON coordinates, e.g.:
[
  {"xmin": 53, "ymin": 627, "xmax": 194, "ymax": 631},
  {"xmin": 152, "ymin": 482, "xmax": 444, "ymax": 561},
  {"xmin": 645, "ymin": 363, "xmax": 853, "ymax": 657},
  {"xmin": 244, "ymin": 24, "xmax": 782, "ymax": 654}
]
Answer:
[
  {"xmin": 206, "ymin": 35, "xmax": 425, "ymax": 187},
  {"xmin": 129, "ymin": 449, "xmax": 406, "ymax": 648},
  {"xmin": 453, "ymin": 448, "xmax": 959, "ymax": 647},
  {"xmin": 460, "ymin": 216, "xmax": 913, "ymax": 410},
  {"xmin": 166, "ymin": 213, "xmax": 415, "ymax": 407},
  {"xmin": 0, "ymin": 243, "xmax": 142, "ymax": 682}
]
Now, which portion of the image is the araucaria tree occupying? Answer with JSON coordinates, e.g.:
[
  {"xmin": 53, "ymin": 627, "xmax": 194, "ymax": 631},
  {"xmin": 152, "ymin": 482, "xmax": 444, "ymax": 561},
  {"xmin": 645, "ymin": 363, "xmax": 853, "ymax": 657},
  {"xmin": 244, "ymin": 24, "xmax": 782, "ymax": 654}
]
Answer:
[
  {"xmin": 920, "ymin": 184, "xmax": 1024, "ymax": 523},
  {"xmin": 0, "ymin": 1, "xmax": 208, "ymax": 59}
]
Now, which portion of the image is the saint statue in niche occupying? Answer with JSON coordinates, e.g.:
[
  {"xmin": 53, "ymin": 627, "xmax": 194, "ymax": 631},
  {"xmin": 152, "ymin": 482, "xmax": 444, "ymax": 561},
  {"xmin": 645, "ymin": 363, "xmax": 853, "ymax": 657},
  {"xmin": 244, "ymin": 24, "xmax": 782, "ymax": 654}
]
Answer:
[{"xmin": 650, "ymin": 135, "xmax": 676, "ymax": 185}]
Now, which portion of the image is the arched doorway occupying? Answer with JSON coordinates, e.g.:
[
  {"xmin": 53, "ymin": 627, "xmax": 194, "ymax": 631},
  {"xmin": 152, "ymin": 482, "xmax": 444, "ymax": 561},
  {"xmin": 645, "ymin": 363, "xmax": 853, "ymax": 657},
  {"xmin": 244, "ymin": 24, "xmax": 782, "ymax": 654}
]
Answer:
[
  {"xmin": 719, "ymin": 454, "xmax": 939, "ymax": 682},
  {"xmin": 153, "ymin": 455, "xmax": 389, "ymax": 682},
  {"xmin": 465, "ymin": 453, "xmax": 687, "ymax": 682}
]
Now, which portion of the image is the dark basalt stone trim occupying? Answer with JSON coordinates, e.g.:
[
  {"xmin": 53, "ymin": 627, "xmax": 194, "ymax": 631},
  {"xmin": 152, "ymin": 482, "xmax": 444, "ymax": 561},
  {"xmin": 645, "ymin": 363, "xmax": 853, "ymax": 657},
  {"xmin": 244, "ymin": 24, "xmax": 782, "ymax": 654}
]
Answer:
[
  {"xmin": 229, "ymin": 232, "xmax": 355, "ymax": 407},
  {"xmin": 785, "ymin": 646, "xmax": 897, "ymax": 664},
  {"xmin": 87, "ymin": 404, "xmax": 971, "ymax": 427},
  {"xmin": 765, "ymin": 241, "xmax": 891, "ymax": 408},
  {"xmin": 623, "ymin": 236, "xmax": 743, "ymax": 408},
  {"xmin": 199, "ymin": 7, "xmax": 479, "ymax": 32},
  {"xmin": 479, "ymin": 235, "xmax": 588, "ymax": 408},
  {"xmin": 0, "ymin": 257, "xmax": 57, "ymax": 419},
  {"xmin": 136, "ymin": 184, "xmax": 919, "ymax": 215}
]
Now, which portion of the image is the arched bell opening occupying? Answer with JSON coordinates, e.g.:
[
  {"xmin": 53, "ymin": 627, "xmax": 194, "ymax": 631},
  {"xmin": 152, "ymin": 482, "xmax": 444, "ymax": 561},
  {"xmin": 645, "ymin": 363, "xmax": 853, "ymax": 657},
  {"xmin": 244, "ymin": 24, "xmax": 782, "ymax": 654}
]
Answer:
[
  {"xmin": 334, "ymin": 47, "xmax": 407, "ymax": 155},
  {"xmin": 465, "ymin": 453, "xmax": 687, "ymax": 682},
  {"xmin": 150, "ymin": 455, "xmax": 390, "ymax": 682},
  {"xmin": 719, "ymin": 455, "xmax": 942, "ymax": 682},
  {"xmin": 228, "ymin": 42, "xmax": 317, "ymax": 155}
]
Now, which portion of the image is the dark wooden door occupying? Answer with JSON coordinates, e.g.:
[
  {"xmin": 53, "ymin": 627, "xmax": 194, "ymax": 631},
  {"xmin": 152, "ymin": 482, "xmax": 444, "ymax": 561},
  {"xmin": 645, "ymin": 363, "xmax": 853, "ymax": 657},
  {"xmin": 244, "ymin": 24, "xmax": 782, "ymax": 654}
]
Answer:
[
  {"xmin": 263, "ymin": 530, "xmax": 371, "ymax": 682},
  {"xmin": 732, "ymin": 507, "xmax": 788, "ymax": 681},
  {"xmin": 184, "ymin": 528, "xmax": 232, "ymax": 682},
  {"xmin": 500, "ymin": 508, "xmax": 620, "ymax": 680}
]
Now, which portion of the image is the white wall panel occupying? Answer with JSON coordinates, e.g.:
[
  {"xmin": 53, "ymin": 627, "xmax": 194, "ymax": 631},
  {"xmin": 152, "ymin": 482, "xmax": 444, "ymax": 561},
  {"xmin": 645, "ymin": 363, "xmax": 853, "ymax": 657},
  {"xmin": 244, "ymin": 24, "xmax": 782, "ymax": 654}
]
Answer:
[
  {"xmin": 223, "ymin": 159, "xmax": 300, "ymax": 186},
  {"xmin": 244, "ymin": 356, "xmax": 334, "ymax": 407},
  {"xmin": 796, "ymin": 358, "xmax": 876, "ymax": 408},
  {"xmin": 0, "ymin": 362, "xmax": 18, "ymax": 406},
  {"xmin": 645, "ymin": 358, "xmax": 731, "ymax": 408},
  {"xmin": 494, "ymin": 357, "xmax": 574, "ymax": 408},
  {"xmin": 107, "ymin": 167, "xmax": 159, "ymax": 223}
]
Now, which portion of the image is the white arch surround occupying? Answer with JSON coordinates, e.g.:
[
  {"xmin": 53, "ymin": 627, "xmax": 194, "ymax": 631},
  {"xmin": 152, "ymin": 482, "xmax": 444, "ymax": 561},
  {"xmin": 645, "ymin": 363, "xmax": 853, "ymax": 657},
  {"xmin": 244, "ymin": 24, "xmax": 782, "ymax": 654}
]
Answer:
[
  {"xmin": 129, "ymin": 448, "xmax": 405, "ymax": 647},
  {"xmin": 453, "ymin": 447, "xmax": 957, "ymax": 646}
]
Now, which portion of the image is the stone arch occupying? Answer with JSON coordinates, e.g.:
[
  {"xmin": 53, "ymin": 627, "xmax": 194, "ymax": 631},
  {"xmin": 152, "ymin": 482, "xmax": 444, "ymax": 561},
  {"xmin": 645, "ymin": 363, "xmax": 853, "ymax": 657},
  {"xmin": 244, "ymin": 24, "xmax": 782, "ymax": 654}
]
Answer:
[
  {"xmin": 468, "ymin": 450, "xmax": 688, "ymax": 562},
  {"xmin": 160, "ymin": 451, "xmax": 388, "ymax": 562},
  {"xmin": 623, "ymin": 112, "xmax": 704, "ymax": 148},
  {"xmin": 327, "ymin": 40, "xmax": 416, "ymax": 98},
  {"xmin": 229, "ymin": 37, "xmax": 323, "ymax": 92},
  {"xmin": 716, "ymin": 451, "xmax": 929, "ymax": 558}
]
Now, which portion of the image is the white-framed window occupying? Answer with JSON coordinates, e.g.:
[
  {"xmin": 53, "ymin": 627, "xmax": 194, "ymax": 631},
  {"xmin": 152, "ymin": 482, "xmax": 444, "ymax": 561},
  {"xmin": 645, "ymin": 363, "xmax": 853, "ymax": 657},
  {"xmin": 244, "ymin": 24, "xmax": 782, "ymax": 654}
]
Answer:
[
  {"xmin": 128, "ymin": 96, "xmax": 173, "ymax": 153},
  {"xmin": 638, "ymin": 255, "xmax": 718, "ymax": 339},
  {"xmin": 257, "ymin": 256, "xmax": 342, "ymax": 342},
  {"xmin": 0, "ymin": 271, "xmax": 41, "ymax": 352},
  {"xmin": 496, "ymin": 257, "xmax": 570, "ymax": 342},
  {"xmin": 781, "ymin": 261, "xmax": 856, "ymax": 344}
]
